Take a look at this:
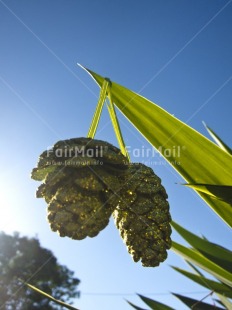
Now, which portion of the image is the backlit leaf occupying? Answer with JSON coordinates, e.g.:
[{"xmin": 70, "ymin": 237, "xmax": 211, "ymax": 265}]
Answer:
[
  {"xmin": 171, "ymin": 242, "xmax": 232, "ymax": 287},
  {"xmin": 184, "ymin": 184, "xmax": 232, "ymax": 205},
  {"xmin": 81, "ymin": 66, "xmax": 232, "ymax": 227},
  {"xmin": 172, "ymin": 267, "xmax": 232, "ymax": 298},
  {"xmin": 172, "ymin": 221, "xmax": 232, "ymax": 273},
  {"xmin": 203, "ymin": 122, "xmax": 232, "ymax": 155}
]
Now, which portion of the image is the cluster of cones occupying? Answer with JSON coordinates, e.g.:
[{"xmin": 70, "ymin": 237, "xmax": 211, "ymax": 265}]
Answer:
[{"xmin": 31, "ymin": 138, "xmax": 171, "ymax": 267}]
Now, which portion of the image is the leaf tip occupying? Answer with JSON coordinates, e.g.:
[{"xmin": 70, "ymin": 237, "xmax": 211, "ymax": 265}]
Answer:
[{"xmin": 202, "ymin": 120, "xmax": 207, "ymax": 128}]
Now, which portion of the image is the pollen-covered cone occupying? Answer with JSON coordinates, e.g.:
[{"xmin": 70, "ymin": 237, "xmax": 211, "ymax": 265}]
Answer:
[
  {"xmin": 113, "ymin": 163, "xmax": 171, "ymax": 267},
  {"xmin": 31, "ymin": 138, "xmax": 128, "ymax": 239}
]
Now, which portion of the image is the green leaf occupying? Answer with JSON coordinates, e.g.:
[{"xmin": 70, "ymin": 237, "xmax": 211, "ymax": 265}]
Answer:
[
  {"xmin": 203, "ymin": 122, "xmax": 232, "ymax": 155},
  {"xmin": 184, "ymin": 184, "xmax": 232, "ymax": 205},
  {"xmin": 137, "ymin": 294, "xmax": 174, "ymax": 310},
  {"xmin": 81, "ymin": 66, "xmax": 232, "ymax": 227},
  {"xmin": 172, "ymin": 267, "xmax": 232, "ymax": 298},
  {"xmin": 216, "ymin": 294, "xmax": 232, "ymax": 310},
  {"xmin": 172, "ymin": 222, "xmax": 232, "ymax": 273},
  {"xmin": 173, "ymin": 293, "xmax": 225, "ymax": 309},
  {"xmin": 19, "ymin": 279, "xmax": 80, "ymax": 310},
  {"xmin": 126, "ymin": 300, "xmax": 148, "ymax": 310},
  {"xmin": 171, "ymin": 242, "xmax": 232, "ymax": 287},
  {"xmin": 186, "ymin": 261, "xmax": 205, "ymax": 277}
]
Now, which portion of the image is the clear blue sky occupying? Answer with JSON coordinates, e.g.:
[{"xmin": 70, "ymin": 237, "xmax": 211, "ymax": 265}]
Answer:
[{"xmin": 0, "ymin": 1, "xmax": 232, "ymax": 309}]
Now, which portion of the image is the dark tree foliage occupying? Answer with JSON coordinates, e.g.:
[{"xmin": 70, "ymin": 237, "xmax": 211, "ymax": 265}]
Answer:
[{"xmin": 0, "ymin": 232, "xmax": 80, "ymax": 310}]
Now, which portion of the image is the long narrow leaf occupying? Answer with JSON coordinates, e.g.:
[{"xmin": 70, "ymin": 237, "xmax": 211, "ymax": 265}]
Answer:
[
  {"xmin": 186, "ymin": 261, "xmax": 205, "ymax": 277},
  {"xmin": 216, "ymin": 294, "xmax": 232, "ymax": 310},
  {"xmin": 171, "ymin": 242, "xmax": 232, "ymax": 287},
  {"xmin": 203, "ymin": 122, "xmax": 232, "ymax": 155},
  {"xmin": 184, "ymin": 184, "xmax": 232, "ymax": 205},
  {"xmin": 172, "ymin": 267, "xmax": 232, "ymax": 298},
  {"xmin": 126, "ymin": 300, "xmax": 147, "ymax": 310},
  {"xmin": 191, "ymin": 261, "xmax": 232, "ymax": 310},
  {"xmin": 173, "ymin": 293, "xmax": 225, "ymax": 310},
  {"xmin": 138, "ymin": 294, "xmax": 174, "ymax": 310},
  {"xmin": 81, "ymin": 66, "xmax": 232, "ymax": 227},
  {"xmin": 172, "ymin": 222, "xmax": 232, "ymax": 273},
  {"xmin": 19, "ymin": 279, "xmax": 80, "ymax": 310}
]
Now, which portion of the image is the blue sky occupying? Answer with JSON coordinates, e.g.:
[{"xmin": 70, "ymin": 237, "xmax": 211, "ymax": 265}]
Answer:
[{"xmin": 0, "ymin": 0, "xmax": 232, "ymax": 309}]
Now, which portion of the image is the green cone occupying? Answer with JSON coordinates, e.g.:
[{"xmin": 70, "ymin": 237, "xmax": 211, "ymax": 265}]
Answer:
[
  {"xmin": 31, "ymin": 138, "xmax": 129, "ymax": 239},
  {"xmin": 113, "ymin": 163, "xmax": 172, "ymax": 267}
]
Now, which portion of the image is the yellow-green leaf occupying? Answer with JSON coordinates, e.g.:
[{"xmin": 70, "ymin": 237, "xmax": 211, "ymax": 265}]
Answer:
[
  {"xmin": 87, "ymin": 79, "xmax": 110, "ymax": 138},
  {"xmin": 172, "ymin": 267, "xmax": 232, "ymax": 298},
  {"xmin": 171, "ymin": 242, "xmax": 232, "ymax": 288},
  {"xmin": 216, "ymin": 294, "xmax": 232, "ymax": 310},
  {"xmin": 183, "ymin": 184, "xmax": 232, "ymax": 204},
  {"xmin": 81, "ymin": 66, "xmax": 232, "ymax": 227},
  {"xmin": 172, "ymin": 221, "xmax": 232, "ymax": 273},
  {"xmin": 106, "ymin": 90, "xmax": 130, "ymax": 160},
  {"xmin": 203, "ymin": 122, "xmax": 232, "ymax": 155}
]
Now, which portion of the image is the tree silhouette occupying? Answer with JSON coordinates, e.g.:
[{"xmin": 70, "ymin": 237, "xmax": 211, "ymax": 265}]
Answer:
[{"xmin": 0, "ymin": 231, "xmax": 80, "ymax": 310}]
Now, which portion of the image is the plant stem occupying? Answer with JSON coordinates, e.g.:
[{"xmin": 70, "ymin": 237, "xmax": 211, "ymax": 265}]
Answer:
[
  {"xmin": 107, "ymin": 89, "xmax": 130, "ymax": 161},
  {"xmin": 87, "ymin": 79, "xmax": 110, "ymax": 139}
]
